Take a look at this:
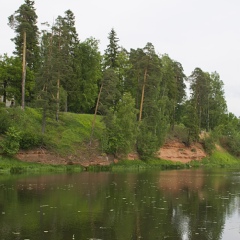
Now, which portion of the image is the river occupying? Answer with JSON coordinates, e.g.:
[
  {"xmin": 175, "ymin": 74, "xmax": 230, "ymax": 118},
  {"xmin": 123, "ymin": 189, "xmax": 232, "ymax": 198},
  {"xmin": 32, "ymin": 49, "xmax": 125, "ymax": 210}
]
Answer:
[{"xmin": 1, "ymin": 168, "xmax": 240, "ymax": 240}]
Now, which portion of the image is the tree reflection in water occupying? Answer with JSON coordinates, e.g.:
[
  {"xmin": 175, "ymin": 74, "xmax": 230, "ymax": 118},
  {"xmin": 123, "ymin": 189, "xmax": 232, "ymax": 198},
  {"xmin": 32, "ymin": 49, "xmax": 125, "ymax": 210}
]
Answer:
[{"xmin": 0, "ymin": 169, "xmax": 239, "ymax": 239}]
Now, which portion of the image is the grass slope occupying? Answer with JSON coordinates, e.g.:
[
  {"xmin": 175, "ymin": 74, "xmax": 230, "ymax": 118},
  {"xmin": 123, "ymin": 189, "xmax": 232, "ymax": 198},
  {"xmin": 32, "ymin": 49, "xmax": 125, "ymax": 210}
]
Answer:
[
  {"xmin": 1, "ymin": 107, "xmax": 240, "ymax": 174},
  {"xmin": 0, "ymin": 107, "xmax": 105, "ymax": 173},
  {"xmin": 0, "ymin": 107, "xmax": 104, "ymax": 155}
]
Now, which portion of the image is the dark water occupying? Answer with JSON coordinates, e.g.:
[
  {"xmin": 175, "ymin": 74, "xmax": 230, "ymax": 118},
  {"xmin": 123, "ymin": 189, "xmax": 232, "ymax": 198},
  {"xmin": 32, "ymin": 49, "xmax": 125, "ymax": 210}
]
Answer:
[{"xmin": 1, "ymin": 169, "xmax": 240, "ymax": 240}]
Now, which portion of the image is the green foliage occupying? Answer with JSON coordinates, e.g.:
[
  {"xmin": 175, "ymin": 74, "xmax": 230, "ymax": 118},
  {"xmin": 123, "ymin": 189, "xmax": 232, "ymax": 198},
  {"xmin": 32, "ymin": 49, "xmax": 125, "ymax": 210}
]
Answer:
[
  {"xmin": 43, "ymin": 112, "xmax": 104, "ymax": 155},
  {"xmin": 112, "ymin": 158, "xmax": 185, "ymax": 171},
  {"xmin": 0, "ymin": 155, "xmax": 84, "ymax": 174},
  {"xmin": 182, "ymin": 101, "xmax": 200, "ymax": 144},
  {"xmin": 0, "ymin": 108, "xmax": 11, "ymax": 134},
  {"xmin": 1, "ymin": 9, "xmax": 237, "ymax": 164},
  {"xmin": 213, "ymin": 113, "xmax": 240, "ymax": 157},
  {"xmin": 99, "ymin": 68, "xmax": 121, "ymax": 115},
  {"xmin": 201, "ymin": 150, "xmax": 240, "ymax": 167},
  {"xmin": 19, "ymin": 131, "xmax": 43, "ymax": 149},
  {"xmin": 161, "ymin": 55, "xmax": 186, "ymax": 129},
  {"xmin": 0, "ymin": 127, "xmax": 21, "ymax": 155},
  {"xmin": 8, "ymin": 0, "xmax": 40, "ymax": 71},
  {"xmin": 0, "ymin": 55, "xmax": 36, "ymax": 105},
  {"xmin": 103, "ymin": 28, "xmax": 120, "ymax": 69},
  {"xmin": 137, "ymin": 124, "xmax": 159, "ymax": 159},
  {"xmin": 0, "ymin": 107, "xmax": 104, "ymax": 157},
  {"xmin": 146, "ymin": 158, "xmax": 185, "ymax": 169},
  {"xmin": 112, "ymin": 159, "xmax": 148, "ymax": 170},
  {"xmin": 102, "ymin": 92, "xmax": 138, "ymax": 156},
  {"xmin": 202, "ymin": 133, "xmax": 216, "ymax": 155},
  {"xmin": 0, "ymin": 102, "xmax": 5, "ymax": 108},
  {"xmin": 187, "ymin": 68, "xmax": 227, "ymax": 132},
  {"xmin": 68, "ymin": 37, "xmax": 101, "ymax": 113},
  {"xmin": 167, "ymin": 124, "xmax": 189, "ymax": 143},
  {"xmin": 10, "ymin": 167, "xmax": 25, "ymax": 174},
  {"xmin": 220, "ymin": 135, "xmax": 240, "ymax": 157}
]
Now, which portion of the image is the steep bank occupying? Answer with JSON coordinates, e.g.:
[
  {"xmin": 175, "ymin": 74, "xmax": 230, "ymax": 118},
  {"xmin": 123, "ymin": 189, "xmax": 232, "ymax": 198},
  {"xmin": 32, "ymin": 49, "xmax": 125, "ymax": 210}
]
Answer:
[
  {"xmin": 16, "ymin": 144, "xmax": 114, "ymax": 167},
  {"xmin": 157, "ymin": 140, "xmax": 206, "ymax": 163},
  {"xmin": 15, "ymin": 139, "xmax": 207, "ymax": 166}
]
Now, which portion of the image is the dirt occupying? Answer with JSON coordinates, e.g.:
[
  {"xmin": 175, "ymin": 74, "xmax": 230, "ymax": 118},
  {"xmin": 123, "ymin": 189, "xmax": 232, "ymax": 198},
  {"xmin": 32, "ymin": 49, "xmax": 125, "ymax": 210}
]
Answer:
[
  {"xmin": 16, "ymin": 140, "xmax": 115, "ymax": 167},
  {"xmin": 15, "ymin": 140, "xmax": 207, "ymax": 166},
  {"xmin": 157, "ymin": 140, "xmax": 207, "ymax": 163}
]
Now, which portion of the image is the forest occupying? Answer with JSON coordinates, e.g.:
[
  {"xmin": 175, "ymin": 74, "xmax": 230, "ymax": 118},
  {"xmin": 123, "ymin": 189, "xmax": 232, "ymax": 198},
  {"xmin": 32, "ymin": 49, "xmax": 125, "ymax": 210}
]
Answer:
[{"xmin": 0, "ymin": 0, "xmax": 240, "ymax": 160}]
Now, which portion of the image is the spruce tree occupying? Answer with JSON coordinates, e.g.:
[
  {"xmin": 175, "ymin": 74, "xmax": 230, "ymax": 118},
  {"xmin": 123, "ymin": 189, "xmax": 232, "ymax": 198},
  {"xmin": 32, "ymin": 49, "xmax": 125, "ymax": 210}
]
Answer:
[
  {"xmin": 104, "ymin": 28, "xmax": 120, "ymax": 69},
  {"xmin": 35, "ymin": 29, "xmax": 58, "ymax": 133},
  {"xmin": 50, "ymin": 10, "xmax": 79, "ymax": 118}
]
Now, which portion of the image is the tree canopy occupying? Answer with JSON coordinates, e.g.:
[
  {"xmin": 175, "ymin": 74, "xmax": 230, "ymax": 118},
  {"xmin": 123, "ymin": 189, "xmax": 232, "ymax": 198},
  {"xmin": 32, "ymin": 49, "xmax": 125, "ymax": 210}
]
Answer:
[{"xmin": 1, "ymin": 2, "xmax": 238, "ymax": 159}]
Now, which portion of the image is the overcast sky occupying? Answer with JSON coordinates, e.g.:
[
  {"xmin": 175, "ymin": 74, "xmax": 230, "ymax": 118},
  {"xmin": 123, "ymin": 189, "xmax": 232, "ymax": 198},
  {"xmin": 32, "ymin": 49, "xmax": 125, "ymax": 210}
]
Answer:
[{"xmin": 1, "ymin": 0, "xmax": 240, "ymax": 116}]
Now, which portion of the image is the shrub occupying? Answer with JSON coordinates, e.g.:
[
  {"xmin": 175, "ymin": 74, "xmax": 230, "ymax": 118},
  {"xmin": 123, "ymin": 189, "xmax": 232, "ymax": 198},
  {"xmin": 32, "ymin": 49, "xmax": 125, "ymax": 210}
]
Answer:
[
  {"xmin": 202, "ymin": 136, "xmax": 215, "ymax": 155},
  {"xmin": 168, "ymin": 124, "xmax": 188, "ymax": 143},
  {"xmin": 0, "ymin": 109, "xmax": 10, "ymax": 134},
  {"xmin": 19, "ymin": 131, "xmax": 43, "ymax": 149},
  {"xmin": 137, "ymin": 130, "xmax": 158, "ymax": 160},
  {"xmin": 220, "ymin": 135, "xmax": 240, "ymax": 157},
  {"xmin": 0, "ymin": 102, "xmax": 5, "ymax": 108},
  {"xmin": 0, "ymin": 127, "xmax": 21, "ymax": 156}
]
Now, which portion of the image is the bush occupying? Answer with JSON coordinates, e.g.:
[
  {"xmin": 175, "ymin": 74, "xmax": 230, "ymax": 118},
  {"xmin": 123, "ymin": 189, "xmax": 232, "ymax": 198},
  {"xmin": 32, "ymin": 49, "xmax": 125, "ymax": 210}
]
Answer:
[
  {"xmin": 137, "ymin": 130, "xmax": 159, "ymax": 160},
  {"xmin": 0, "ymin": 102, "xmax": 6, "ymax": 108},
  {"xmin": 167, "ymin": 124, "xmax": 188, "ymax": 143},
  {"xmin": 202, "ymin": 135, "xmax": 215, "ymax": 155},
  {"xmin": 19, "ymin": 131, "xmax": 43, "ymax": 149},
  {"xmin": 0, "ymin": 109, "xmax": 10, "ymax": 134},
  {"xmin": 0, "ymin": 127, "xmax": 21, "ymax": 156},
  {"xmin": 10, "ymin": 167, "xmax": 25, "ymax": 174},
  {"xmin": 220, "ymin": 135, "xmax": 240, "ymax": 157}
]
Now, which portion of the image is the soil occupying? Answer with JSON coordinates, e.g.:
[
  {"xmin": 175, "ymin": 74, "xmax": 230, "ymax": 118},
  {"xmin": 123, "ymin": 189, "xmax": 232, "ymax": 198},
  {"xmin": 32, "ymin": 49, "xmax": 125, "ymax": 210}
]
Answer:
[
  {"xmin": 157, "ymin": 140, "xmax": 206, "ymax": 163},
  {"xmin": 15, "ymin": 139, "xmax": 207, "ymax": 166}
]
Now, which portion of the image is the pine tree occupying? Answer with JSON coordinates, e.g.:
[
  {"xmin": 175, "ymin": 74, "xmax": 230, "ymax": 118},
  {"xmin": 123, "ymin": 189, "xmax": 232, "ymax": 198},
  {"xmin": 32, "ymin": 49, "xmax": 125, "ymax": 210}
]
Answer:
[
  {"xmin": 126, "ymin": 43, "xmax": 164, "ymax": 158},
  {"xmin": 8, "ymin": 0, "xmax": 39, "ymax": 109},
  {"xmin": 8, "ymin": 0, "xmax": 39, "ymax": 71}
]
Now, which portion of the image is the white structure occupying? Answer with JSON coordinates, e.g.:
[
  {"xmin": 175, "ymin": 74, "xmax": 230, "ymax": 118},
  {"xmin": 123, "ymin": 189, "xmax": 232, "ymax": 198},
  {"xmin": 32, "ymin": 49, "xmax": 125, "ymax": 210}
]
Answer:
[{"xmin": 0, "ymin": 95, "xmax": 14, "ymax": 107}]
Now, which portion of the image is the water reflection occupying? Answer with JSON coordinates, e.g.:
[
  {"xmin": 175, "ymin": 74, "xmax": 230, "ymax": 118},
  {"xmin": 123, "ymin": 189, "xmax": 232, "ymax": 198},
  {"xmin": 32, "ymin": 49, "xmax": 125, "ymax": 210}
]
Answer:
[{"xmin": 0, "ymin": 169, "xmax": 240, "ymax": 239}]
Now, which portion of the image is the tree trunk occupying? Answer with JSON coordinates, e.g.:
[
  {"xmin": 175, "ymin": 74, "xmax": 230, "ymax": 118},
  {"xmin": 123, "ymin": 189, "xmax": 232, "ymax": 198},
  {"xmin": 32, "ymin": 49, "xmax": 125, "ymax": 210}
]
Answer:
[
  {"xmin": 139, "ymin": 67, "xmax": 148, "ymax": 121},
  {"xmin": 89, "ymin": 84, "xmax": 103, "ymax": 146},
  {"xmin": 21, "ymin": 31, "xmax": 27, "ymax": 110},
  {"xmin": 65, "ymin": 94, "xmax": 68, "ymax": 112},
  {"xmin": 42, "ymin": 105, "xmax": 46, "ymax": 134},
  {"xmin": 3, "ymin": 80, "xmax": 7, "ymax": 103},
  {"xmin": 56, "ymin": 78, "xmax": 60, "ymax": 121},
  {"xmin": 171, "ymin": 103, "xmax": 176, "ymax": 131}
]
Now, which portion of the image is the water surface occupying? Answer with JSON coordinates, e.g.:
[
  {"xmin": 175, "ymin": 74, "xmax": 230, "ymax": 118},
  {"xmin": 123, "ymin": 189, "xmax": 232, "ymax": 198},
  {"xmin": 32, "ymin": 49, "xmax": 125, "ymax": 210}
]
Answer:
[{"xmin": 1, "ymin": 169, "xmax": 240, "ymax": 240}]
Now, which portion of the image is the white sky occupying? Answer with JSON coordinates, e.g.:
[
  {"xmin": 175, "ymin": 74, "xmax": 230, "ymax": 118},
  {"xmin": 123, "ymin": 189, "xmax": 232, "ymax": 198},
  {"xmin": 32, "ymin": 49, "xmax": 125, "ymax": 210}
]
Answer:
[{"xmin": 1, "ymin": 0, "xmax": 240, "ymax": 116}]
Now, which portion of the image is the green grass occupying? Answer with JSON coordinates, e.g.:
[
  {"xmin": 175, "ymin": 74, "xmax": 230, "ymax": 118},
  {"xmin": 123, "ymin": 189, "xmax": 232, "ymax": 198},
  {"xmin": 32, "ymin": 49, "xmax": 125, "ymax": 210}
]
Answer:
[
  {"xmin": 1, "ymin": 107, "xmax": 240, "ymax": 173},
  {"xmin": 0, "ymin": 107, "xmax": 104, "ymax": 156},
  {"xmin": 201, "ymin": 150, "xmax": 240, "ymax": 167},
  {"xmin": 146, "ymin": 158, "xmax": 185, "ymax": 169},
  {"xmin": 111, "ymin": 158, "xmax": 185, "ymax": 171},
  {"xmin": 0, "ymin": 155, "xmax": 84, "ymax": 174},
  {"xmin": 183, "ymin": 149, "xmax": 240, "ymax": 169},
  {"xmin": 42, "ymin": 112, "xmax": 104, "ymax": 155}
]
